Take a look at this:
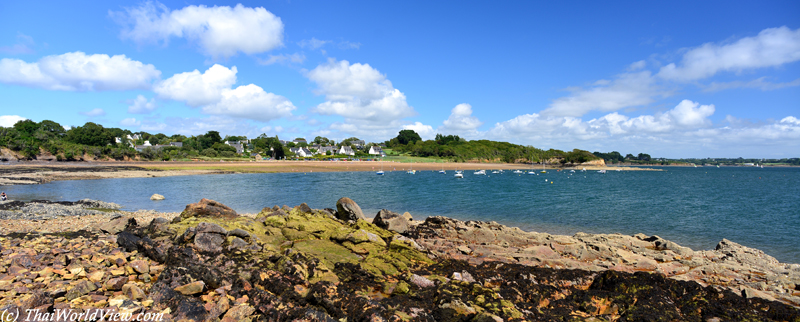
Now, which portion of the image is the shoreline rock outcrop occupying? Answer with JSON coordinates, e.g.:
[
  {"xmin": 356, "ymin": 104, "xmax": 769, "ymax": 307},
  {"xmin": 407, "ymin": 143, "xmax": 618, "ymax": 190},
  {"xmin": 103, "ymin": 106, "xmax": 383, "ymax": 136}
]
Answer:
[{"xmin": 0, "ymin": 197, "xmax": 798, "ymax": 321}]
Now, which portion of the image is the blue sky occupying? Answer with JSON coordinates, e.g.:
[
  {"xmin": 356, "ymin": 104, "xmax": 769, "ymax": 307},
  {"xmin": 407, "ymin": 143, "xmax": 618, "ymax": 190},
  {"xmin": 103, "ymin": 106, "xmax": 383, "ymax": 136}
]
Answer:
[{"xmin": 1, "ymin": 1, "xmax": 798, "ymax": 158}]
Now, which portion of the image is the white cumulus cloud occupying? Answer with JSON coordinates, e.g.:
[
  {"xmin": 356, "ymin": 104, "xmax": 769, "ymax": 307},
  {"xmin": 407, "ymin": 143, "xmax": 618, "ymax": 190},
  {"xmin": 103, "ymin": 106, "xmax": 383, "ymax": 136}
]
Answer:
[
  {"xmin": 0, "ymin": 115, "xmax": 27, "ymax": 127},
  {"xmin": 127, "ymin": 95, "xmax": 157, "ymax": 114},
  {"xmin": 658, "ymin": 26, "xmax": 800, "ymax": 81},
  {"xmin": 781, "ymin": 116, "xmax": 800, "ymax": 125},
  {"xmin": 202, "ymin": 84, "xmax": 295, "ymax": 121},
  {"xmin": 439, "ymin": 103, "xmax": 483, "ymax": 136},
  {"xmin": 156, "ymin": 64, "xmax": 295, "ymax": 122},
  {"xmin": 308, "ymin": 59, "xmax": 415, "ymax": 122},
  {"xmin": 154, "ymin": 64, "xmax": 237, "ymax": 107},
  {"xmin": 0, "ymin": 52, "xmax": 160, "ymax": 91},
  {"xmin": 113, "ymin": 2, "xmax": 284, "ymax": 59}
]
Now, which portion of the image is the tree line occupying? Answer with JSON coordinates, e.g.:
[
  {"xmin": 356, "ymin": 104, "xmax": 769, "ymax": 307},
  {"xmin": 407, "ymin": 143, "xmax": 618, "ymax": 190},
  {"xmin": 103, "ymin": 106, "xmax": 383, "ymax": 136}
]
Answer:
[{"xmin": 385, "ymin": 130, "xmax": 600, "ymax": 164}]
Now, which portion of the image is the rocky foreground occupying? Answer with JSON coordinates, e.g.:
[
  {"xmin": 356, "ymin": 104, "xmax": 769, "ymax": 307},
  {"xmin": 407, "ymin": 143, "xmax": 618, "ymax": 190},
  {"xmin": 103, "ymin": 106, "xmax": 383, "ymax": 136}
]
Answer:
[{"xmin": 0, "ymin": 198, "xmax": 798, "ymax": 321}]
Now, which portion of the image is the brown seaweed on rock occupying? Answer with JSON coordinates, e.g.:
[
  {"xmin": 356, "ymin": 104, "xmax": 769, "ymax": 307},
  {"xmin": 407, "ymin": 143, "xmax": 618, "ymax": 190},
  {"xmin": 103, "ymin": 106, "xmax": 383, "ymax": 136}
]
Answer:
[{"xmin": 113, "ymin": 198, "xmax": 800, "ymax": 321}]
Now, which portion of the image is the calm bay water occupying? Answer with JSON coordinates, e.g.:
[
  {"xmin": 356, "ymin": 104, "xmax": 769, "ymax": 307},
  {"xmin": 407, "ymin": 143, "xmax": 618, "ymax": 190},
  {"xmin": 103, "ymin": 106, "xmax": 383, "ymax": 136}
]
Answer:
[{"xmin": 4, "ymin": 166, "xmax": 799, "ymax": 263}]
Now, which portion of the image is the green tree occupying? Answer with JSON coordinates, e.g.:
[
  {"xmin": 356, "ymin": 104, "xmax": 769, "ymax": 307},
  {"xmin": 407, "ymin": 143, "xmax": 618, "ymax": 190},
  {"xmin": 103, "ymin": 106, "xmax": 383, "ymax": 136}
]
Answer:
[
  {"xmin": 270, "ymin": 141, "xmax": 285, "ymax": 159},
  {"xmin": 65, "ymin": 122, "xmax": 113, "ymax": 146},
  {"xmin": 38, "ymin": 120, "xmax": 66, "ymax": 136},
  {"xmin": 13, "ymin": 119, "xmax": 39, "ymax": 138},
  {"xmin": 395, "ymin": 130, "xmax": 422, "ymax": 145}
]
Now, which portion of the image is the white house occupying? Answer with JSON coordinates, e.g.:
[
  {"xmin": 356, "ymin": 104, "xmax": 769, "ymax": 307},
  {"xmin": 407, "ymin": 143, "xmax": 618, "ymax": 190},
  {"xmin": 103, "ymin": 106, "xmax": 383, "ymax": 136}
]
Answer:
[
  {"xmin": 368, "ymin": 146, "xmax": 384, "ymax": 155},
  {"xmin": 290, "ymin": 147, "xmax": 313, "ymax": 157},
  {"xmin": 338, "ymin": 146, "xmax": 355, "ymax": 156}
]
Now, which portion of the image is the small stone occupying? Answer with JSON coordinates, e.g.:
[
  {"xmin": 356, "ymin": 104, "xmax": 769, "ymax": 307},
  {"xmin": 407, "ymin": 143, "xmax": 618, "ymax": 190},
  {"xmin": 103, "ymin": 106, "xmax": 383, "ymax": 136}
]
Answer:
[
  {"xmin": 410, "ymin": 274, "xmax": 435, "ymax": 288},
  {"xmin": 222, "ymin": 304, "xmax": 256, "ymax": 322},
  {"xmin": 140, "ymin": 273, "xmax": 152, "ymax": 283},
  {"xmin": 150, "ymin": 194, "xmax": 165, "ymax": 200},
  {"xmin": 88, "ymin": 270, "xmax": 105, "ymax": 283},
  {"xmin": 105, "ymin": 277, "xmax": 127, "ymax": 291},
  {"xmin": 174, "ymin": 281, "xmax": 205, "ymax": 295},
  {"xmin": 65, "ymin": 280, "xmax": 97, "ymax": 301},
  {"xmin": 129, "ymin": 260, "xmax": 149, "ymax": 274},
  {"xmin": 122, "ymin": 283, "xmax": 145, "ymax": 300}
]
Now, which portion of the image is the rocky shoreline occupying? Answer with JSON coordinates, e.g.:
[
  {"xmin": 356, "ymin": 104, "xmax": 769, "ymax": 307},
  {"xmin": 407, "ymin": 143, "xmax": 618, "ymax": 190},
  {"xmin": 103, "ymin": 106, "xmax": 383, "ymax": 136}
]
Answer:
[{"xmin": 0, "ymin": 198, "xmax": 798, "ymax": 321}]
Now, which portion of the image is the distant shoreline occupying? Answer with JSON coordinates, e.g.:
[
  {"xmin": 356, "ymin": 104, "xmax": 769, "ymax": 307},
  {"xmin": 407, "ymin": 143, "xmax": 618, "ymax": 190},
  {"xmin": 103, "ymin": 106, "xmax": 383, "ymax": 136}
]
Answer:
[{"xmin": 0, "ymin": 160, "xmax": 657, "ymax": 185}]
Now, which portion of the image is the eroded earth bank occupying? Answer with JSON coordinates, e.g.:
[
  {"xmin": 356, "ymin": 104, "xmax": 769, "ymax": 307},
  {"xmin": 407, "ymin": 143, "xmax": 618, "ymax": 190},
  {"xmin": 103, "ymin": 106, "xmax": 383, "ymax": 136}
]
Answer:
[{"xmin": 0, "ymin": 198, "xmax": 798, "ymax": 321}]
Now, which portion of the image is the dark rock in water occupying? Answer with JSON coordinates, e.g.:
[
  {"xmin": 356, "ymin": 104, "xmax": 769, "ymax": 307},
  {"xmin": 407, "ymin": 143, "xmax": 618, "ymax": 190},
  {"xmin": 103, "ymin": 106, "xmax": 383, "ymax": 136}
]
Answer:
[
  {"xmin": 180, "ymin": 198, "xmax": 238, "ymax": 220},
  {"xmin": 373, "ymin": 209, "xmax": 410, "ymax": 234},
  {"xmin": 335, "ymin": 197, "xmax": 366, "ymax": 221}
]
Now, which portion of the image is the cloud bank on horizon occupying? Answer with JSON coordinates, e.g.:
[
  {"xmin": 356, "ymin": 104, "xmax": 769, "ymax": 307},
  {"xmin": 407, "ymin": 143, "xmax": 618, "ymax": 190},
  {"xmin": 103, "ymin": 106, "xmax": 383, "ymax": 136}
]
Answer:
[{"xmin": 0, "ymin": 1, "xmax": 798, "ymax": 158}]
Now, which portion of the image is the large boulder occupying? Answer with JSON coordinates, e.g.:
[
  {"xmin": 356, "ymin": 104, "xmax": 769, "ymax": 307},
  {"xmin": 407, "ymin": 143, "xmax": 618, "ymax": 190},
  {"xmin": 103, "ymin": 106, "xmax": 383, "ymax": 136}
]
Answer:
[
  {"xmin": 373, "ymin": 209, "xmax": 410, "ymax": 234},
  {"xmin": 180, "ymin": 198, "xmax": 238, "ymax": 220},
  {"xmin": 335, "ymin": 197, "xmax": 366, "ymax": 221}
]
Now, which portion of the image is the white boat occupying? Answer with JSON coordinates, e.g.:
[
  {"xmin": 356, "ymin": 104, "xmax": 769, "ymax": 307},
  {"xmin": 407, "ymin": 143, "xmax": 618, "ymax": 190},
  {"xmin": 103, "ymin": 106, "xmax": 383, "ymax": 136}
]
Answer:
[
  {"xmin": 454, "ymin": 170, "xmax": 463, "ymax": 178},
  {"xmin": 581, "ymin": 167, "xmax": 586, "ymax": 172},
  {"xmin": 513, "ymin": 170, "xmax": 523, "ymax": 174},
  {"xmin": 570, "ymin": 170, "xmax": 575, "ymax": 173},
  {"xmin": 439, "ymin": 161, "xmax": 446, "ymax": 174},
  {"xmin": 377, "ymin": 160, "xmax": 384, "ymax": 175},
  {"xmin": 474, "ymin": 170, "xmax": 486, "ymax": 175},
  {"xmin": 598, "ymin": 169, "xmax": 607, "ymax": 174},
  {"xmin": 407, "ymin": 163, "xmax": 415, "ymax": 174},
  {"xmin": 491, "ymin": 170, "xmax": 500, "ymax": 174}
]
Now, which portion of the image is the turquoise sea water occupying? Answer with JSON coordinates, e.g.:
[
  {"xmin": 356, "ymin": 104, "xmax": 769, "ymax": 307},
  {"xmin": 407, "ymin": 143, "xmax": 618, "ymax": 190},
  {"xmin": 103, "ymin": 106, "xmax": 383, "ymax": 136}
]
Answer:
[{"xmin": 3, "ymin": 166, "xmax": 799, "ymax": 263}]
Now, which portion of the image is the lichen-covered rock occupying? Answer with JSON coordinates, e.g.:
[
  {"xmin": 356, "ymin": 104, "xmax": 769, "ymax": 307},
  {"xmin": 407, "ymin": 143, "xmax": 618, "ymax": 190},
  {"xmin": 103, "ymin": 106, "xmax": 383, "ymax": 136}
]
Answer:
[
  {"xmin": 335, "ymin": 197, "xmax": 366, "ymax": 221},
  {"xmin": 180, "ymin": 198, "xmax": 238, "ymax": 220},
  {"xmin": 373, "ymin": 209, "xmax": 410, "ymax": 234},
  {"xmin": 150, "ymin": 194, "xmax": 165, "ymax": 200}
]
